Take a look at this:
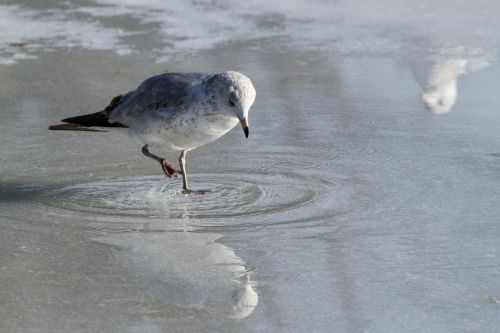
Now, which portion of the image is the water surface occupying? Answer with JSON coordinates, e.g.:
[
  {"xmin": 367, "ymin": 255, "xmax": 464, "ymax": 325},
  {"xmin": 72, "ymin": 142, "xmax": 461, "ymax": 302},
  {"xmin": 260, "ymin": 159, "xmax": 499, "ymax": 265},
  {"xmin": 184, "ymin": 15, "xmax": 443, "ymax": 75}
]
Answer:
[{"xmin": 1, "ymin": 1, "xmax": 500, "ymax": 332}]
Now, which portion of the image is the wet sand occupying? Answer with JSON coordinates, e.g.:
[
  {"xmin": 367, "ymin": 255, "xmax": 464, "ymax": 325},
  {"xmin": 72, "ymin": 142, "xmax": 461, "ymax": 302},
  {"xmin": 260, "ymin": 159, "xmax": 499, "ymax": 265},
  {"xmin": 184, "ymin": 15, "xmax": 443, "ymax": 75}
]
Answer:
[{"xmin": 1, "ymin": 1, "xmax": 500, "ymax": 332}]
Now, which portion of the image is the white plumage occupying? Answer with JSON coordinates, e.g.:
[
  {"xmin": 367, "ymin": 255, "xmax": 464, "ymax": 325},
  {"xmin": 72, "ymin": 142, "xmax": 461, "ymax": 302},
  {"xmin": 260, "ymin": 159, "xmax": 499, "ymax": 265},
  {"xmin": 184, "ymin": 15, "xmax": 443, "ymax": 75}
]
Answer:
[{"xmin": 50, "ymin": 71, "xmax": 256, "ymax": 193}]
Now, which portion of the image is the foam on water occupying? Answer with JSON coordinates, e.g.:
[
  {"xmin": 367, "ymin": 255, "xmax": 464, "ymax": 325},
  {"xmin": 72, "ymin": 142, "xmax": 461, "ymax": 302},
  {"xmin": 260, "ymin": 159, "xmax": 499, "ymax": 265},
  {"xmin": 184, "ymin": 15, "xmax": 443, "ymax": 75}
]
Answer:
[
  {"xmin": 88, "ymin": 0, "xmax": 500, "ymax": 55},
  {"xmin": 0, "ymin": 4, "xmax": 132, "ymax": 65},
  {"xmin": 1, "ymin": 0, "xmax": 500, "ymax": 64}
]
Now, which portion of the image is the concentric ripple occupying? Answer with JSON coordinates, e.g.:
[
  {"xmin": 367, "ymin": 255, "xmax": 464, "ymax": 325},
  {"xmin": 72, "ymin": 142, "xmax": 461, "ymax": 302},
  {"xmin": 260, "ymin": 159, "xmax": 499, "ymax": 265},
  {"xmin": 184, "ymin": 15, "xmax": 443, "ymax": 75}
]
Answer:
[{"xmin": 41, "ymin": 170, "xmax": 340, "ymax": 224}]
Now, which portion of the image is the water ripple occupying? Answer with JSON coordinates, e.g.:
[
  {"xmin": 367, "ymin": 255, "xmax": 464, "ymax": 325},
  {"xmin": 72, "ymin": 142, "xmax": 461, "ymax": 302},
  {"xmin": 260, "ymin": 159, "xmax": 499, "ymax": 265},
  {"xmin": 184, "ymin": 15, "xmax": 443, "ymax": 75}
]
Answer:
[{"xmin": 40, "ymin": 169, "xmax": 341, "ymax": 226}]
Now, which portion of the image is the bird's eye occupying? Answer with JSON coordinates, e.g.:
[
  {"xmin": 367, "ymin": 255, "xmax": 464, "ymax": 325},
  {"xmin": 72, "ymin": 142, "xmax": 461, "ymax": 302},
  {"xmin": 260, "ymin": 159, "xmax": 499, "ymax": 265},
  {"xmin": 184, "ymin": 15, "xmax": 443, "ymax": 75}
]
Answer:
[{"xmin": 229, "ymin": 100, "xmax": 236, "ymax": 107}]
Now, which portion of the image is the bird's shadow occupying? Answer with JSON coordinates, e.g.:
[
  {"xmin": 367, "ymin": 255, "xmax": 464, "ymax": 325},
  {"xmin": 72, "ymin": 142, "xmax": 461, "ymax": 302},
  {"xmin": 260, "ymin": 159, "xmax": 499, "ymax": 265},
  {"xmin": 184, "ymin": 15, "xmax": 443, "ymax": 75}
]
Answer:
[{"xmin": 0, "ymin": 181, "xmax": 53, "ymax": 203}]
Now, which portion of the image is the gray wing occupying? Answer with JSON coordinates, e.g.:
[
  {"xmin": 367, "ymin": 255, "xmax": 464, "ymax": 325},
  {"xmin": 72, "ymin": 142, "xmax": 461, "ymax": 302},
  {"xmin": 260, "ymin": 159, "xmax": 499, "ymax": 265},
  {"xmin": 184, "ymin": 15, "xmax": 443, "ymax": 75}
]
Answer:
[{"xmin": 108, "ymin": 72, "xmax": 210, "ymax": 124}]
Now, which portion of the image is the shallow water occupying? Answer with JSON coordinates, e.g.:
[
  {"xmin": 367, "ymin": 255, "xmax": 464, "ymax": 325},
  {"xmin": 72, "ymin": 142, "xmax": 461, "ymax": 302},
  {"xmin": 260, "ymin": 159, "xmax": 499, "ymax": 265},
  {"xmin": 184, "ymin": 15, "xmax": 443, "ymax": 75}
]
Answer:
[{"xmin": 1, "ymin": 1, "xmax": 500, "ymax": 332}]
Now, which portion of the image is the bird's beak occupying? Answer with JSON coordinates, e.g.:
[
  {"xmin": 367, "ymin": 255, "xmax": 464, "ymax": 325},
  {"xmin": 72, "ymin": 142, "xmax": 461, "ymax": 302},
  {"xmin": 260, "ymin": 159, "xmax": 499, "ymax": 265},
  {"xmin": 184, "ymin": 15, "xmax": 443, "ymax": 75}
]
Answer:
[{"xmin": 240, "ymin": 117, "xmax": 249, "ymax": 138}]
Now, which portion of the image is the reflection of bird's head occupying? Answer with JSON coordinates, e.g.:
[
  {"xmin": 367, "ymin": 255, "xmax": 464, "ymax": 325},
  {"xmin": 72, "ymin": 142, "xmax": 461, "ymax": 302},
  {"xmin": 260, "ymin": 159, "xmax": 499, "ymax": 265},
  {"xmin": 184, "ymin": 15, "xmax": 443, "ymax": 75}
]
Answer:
[
  {"xmin": 416, "ymin": 50, "xmax": 491, "ymax": 114},
  {"xmin": 420, "ymin": 59, "xmax": 467, "ymax": 114},
  {"xmin": 411, "ymin": 45, "xmax": 491, "ymax": 114},
  {"xmin": 230, "ymin": 273, "xmax": 259, "ymax": 319},
  {"xmin": 207, "ymin": 71, "xmax": 256, "ymax": 137}
]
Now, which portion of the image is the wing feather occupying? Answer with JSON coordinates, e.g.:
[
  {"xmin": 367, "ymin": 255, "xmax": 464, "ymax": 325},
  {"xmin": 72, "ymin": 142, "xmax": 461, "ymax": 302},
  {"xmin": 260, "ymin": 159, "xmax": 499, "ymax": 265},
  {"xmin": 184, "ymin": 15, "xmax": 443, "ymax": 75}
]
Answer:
[{"xmin": 108, "ymin": 72, "xmax": 209, "ymax": 124}]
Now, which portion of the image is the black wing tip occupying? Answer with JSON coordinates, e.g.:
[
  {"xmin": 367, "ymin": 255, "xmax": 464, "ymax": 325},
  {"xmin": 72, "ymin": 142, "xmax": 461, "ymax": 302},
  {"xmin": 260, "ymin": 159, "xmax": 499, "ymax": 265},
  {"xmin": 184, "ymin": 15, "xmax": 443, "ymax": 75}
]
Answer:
[
  {"xmin": 60, "ymin": 112, "xmax": 127, "ymax": 128},
  {"xmin": 52, "ymin": 94, "xmax": 128, "ymax": 130},
  {"xmin": 48, "ymin": 123, "xmax": 107, "ymax": 132}
]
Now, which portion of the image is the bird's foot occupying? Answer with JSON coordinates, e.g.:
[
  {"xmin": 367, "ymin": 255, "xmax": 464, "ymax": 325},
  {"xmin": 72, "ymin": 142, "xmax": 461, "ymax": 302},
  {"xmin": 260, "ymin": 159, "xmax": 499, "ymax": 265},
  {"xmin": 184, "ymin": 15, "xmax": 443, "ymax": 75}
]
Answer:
[
  {"xmin": 161, "ymin": 160, "xmax": 182, "ymax": 178},
  {"xmin": 182, "ymin": 188, "xmax": 211, "ymax": 195}
]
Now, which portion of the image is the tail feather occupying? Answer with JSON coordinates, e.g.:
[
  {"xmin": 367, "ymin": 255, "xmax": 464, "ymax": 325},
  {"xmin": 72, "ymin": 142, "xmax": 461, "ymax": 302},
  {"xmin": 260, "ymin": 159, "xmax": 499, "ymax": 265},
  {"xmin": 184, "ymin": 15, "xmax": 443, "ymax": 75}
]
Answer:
[
  {"xmin": 60, "ymin": 110, "xmax": 126, "ymax": 128},
  {"xmin": 48, "ymin": 95, "xmax": 128, "ymax": 131},
  {"xmin": 48, "ymin": 123, "xmax": 106, "ymax": 132}
]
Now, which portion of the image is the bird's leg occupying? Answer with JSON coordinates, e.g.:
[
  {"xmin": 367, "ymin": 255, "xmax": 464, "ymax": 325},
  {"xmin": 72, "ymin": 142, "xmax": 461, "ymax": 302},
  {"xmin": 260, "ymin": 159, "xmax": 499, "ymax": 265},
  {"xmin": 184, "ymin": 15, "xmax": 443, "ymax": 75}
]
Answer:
[
  {"xmin": 178, "ymin": 150, "xmax": 210, "ymax": 194},
  {"xmin": 141, "ymin": 144, "xmax": 180, "ymax": 177},
  {"xmin": 179, "ymin": 150, "xmax": 189, "ymax": 191}
]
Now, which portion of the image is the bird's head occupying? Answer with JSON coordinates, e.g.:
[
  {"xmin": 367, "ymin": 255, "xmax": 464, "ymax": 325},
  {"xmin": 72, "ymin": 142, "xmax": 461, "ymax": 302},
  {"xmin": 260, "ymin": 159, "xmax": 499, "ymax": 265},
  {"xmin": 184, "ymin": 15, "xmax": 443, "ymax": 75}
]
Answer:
[{"xmin": 208, "ymin": 71, "xmax": 256, "ymax": 138}]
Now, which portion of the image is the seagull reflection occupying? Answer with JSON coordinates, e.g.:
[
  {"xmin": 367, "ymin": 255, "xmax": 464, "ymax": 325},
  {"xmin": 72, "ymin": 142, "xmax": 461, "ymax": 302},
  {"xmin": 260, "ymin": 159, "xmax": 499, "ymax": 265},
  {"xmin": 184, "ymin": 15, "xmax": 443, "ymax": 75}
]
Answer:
[
  {"xmin": 411, "ymin": 48, "xmax": 490, "ymax": 113},
  {"xmin": 95, "ymin": 229, "xmax": 258, "ymax": 319},
  {"xmin": 230, "ymin": 273, "xmax": 258, "ymax": 319}
]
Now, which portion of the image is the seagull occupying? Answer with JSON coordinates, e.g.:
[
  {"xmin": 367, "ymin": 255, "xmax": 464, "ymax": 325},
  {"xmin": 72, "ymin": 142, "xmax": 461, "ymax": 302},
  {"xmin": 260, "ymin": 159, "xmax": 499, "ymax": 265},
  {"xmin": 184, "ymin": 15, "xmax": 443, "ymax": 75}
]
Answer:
[{"xmin": 49, "ymin": 71, "xmax": 256, "ymax": 194}]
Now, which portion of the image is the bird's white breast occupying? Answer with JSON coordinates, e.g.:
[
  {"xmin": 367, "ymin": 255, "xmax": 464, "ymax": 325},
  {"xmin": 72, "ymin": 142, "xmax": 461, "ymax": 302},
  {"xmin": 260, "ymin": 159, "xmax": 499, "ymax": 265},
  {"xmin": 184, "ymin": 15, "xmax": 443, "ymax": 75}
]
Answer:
[{"xmin": 129, "ymin": 107, "xmax": 239, "ymax": 151}]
